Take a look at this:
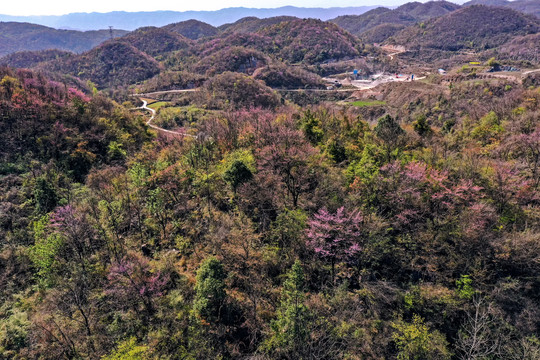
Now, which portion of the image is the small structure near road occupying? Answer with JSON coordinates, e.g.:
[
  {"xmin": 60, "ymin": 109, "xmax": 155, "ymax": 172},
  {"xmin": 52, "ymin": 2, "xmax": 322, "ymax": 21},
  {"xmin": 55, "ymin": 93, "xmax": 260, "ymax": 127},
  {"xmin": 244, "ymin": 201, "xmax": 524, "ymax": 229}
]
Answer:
[
  {"xmin": 487, "ymin": 65, "xmax": 520, "ymax": 72},
  {"xmin": 326, "ymin": 80, "xmax": 342, "ymax": 90}
]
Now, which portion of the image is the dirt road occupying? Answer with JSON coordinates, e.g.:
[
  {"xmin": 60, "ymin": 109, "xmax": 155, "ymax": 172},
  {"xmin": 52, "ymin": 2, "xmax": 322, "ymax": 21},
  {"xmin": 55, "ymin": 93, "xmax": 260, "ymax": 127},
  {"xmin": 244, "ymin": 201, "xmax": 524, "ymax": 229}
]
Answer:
[{"xmin": 137, "ymin": 99, "xmax": 197, "ymax": 139}]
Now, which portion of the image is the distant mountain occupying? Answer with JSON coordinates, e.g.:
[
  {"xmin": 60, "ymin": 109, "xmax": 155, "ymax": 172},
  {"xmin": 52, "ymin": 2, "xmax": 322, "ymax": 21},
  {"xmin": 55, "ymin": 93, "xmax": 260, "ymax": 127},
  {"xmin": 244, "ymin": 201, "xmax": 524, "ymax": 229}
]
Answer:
[
  {"xmin": 219, "ymin": 16, "xmax": 298, "ymax": 34},
  {"xmin": 187, "ymin": 16, "xmax": 367, "ymax": 66},
  {"xmin": 0, "ymin": 22, "xmax": 127, "ymax": 57},
  {"xmin": 463, "ymin": 0, "xmax": 510, "ymax": 5},
  {"xmin": 163, "ymin": 16, "xmax": 370, "ymax": 87},
  {"xmin": 395, "ymin": 1, "xmax": 462, "ymax": 19},
  {"xmin": 193, "ymin": 47, "xmax": 269, "ymax": 76},
  {"xmin": 0, "ymin": 6, "xmax": 377, "ymax": 31},
  {"xmin": 389, "ymin": 5, "xmax": 539, "ymax": 52},
  {"xmin": 118, "ymin": 27, "xmax": 192, "ymax": 57},
  {"xmin": 330, "ymin": 7, "xmax": 413, "ymax": 37},
  {"xmin": 464, "ymin": 0, "xmax": 540, "ymax": 17},
  {"xmin": 163, "ymin": 20, "xmax": 218, "ymax": 40},
  {"xmin": 330, "ymin": 1, "xmax": 460, "ymax": 41},
  {"xmin": 194, "ymin": 33, "xmax": 278, "ymax": 60},
  {"xmin": 505, "ymin": 0, "xmax": 540, "ymax": 17}
]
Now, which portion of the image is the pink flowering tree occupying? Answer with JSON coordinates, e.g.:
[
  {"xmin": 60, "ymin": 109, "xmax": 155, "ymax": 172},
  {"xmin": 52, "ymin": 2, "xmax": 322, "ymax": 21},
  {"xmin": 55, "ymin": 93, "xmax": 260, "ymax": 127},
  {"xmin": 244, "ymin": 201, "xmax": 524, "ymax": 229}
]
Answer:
[
  {"xmin": 49, "ymin": 205, "xmax": 98, "ymax": 268},
  {"xmin": 107, "ymin": 253, "xmax": 169, "ymax": 321},
  {"xmin": 376, "ymin": 161, "xmax": 483, "ymax": 230},
  {"xmin": 306, "ymin": 207, "xmax": 364, "ymax": 281},
  {"xmin": 505, "ymin": 128, "xmax": 540, "ymax": 188},
  {"xmin": 489, "ymin": 162, "xmax": 536, "ymax": 213}
]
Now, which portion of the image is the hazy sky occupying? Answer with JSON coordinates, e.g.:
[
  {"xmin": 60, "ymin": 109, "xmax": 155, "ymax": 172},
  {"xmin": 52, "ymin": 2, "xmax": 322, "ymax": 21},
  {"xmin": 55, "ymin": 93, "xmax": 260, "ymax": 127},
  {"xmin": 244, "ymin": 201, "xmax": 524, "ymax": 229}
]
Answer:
[{"xmin": 2, "ymin": 0, "xmax": 468, "ymax": 16}]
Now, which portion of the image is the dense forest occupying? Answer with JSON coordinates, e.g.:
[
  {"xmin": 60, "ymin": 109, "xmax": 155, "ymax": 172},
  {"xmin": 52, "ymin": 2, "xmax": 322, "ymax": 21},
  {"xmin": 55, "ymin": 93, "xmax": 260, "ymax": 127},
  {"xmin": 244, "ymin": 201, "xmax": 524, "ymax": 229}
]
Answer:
[{"xmin": 1, "ymin": 1, "xmax": 540, "ymax": 359}]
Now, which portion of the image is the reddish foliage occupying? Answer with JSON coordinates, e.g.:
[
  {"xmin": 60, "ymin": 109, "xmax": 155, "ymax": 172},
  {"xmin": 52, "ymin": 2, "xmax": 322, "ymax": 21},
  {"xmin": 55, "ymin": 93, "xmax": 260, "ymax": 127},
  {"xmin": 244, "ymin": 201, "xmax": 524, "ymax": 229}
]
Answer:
[
  {"xmin": 376, "ymin": 161, "xmax": 483, "ymax": 229},
  {"xmin": 107, "ymin": 253, "xmax": 169, "ymax": 314},
  {"xmin": 307, "ymin": 206, "xmax": 364, "ymax": 263},
  {"xmin": 258, "ymin": 121, "xmax": 319, "ymax": 208}
]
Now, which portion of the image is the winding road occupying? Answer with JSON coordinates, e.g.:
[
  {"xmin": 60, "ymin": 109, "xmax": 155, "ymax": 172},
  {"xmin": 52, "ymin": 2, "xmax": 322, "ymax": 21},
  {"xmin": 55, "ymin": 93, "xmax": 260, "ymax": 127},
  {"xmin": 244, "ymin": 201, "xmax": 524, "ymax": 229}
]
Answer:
[
  {"xmin": 379, "ymin": 45, "xmax": 407, "ymax": 60},
  {"xmin": 137, "ymin": 99, "xmax": 197, "ymax": 139},
  {"xmin": 132, "ymin": 84, "xmax": 362, "ymax": 138}
]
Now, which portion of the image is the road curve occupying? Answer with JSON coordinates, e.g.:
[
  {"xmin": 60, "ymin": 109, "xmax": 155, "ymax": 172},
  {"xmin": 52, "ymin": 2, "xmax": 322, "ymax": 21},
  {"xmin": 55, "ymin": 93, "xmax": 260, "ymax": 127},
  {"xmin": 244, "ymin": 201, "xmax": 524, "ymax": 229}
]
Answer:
[
  {"xmin": 523, "ymin": 69, "xmax": 540, "ymax": 76},
  {"xmin": 137, "ymin": 99, "xmax": 197, "ymax": 139},
  {"xmin": 379, "ymin": 45, "xmax": 406, "ymax": 60}
]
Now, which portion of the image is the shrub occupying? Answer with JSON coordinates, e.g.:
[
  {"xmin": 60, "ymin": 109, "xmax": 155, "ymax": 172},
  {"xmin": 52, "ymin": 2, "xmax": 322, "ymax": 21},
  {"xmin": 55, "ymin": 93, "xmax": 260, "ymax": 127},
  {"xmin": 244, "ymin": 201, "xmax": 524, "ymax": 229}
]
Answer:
[{"xmin": 392, "ymin": 315, "xmax": 451, "ymax": 360}]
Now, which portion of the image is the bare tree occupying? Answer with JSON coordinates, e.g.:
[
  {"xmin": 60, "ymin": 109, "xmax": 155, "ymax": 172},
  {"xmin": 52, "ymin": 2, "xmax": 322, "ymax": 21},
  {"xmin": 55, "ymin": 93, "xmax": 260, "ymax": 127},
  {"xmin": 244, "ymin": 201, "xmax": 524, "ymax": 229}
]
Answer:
[{"xmin": 455, "ymin": 296, "xmax": 501, "ymax": 360}]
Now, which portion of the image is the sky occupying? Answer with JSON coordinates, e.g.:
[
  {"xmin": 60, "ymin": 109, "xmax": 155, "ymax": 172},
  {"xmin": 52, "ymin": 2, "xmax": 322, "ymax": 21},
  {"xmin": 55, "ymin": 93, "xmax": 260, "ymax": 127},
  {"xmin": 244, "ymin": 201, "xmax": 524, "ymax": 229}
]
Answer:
[{"xmin": 1, "ymin": 0, "xmax": 468, "ymax": 16}]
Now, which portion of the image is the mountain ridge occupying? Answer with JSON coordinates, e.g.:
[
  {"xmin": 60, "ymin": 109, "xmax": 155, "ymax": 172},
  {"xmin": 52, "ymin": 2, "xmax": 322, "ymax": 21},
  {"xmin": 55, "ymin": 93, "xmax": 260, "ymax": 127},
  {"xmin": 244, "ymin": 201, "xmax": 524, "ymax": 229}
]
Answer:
[
  {"xmin": 0, "ymin": 22, "xmax": 128, "ymax": 57},
  {"xmin": 0, "ymin": 6, "xmax": 379, "ymax": 31}
]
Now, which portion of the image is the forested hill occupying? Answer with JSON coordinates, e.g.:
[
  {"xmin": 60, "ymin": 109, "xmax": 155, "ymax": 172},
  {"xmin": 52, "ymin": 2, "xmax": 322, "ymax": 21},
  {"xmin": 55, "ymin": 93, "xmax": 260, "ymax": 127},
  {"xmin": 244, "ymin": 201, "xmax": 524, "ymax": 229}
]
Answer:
[
  {"xmin": 389, "ymin": 5, "xmax": 540, "ymax": 51},
  {"xmin": 464, "ymin": 0, "xmax": 540, "ymax": 17},
  {"xmin": 44, "ymin": 41, "xmax": 162, "ymax": 88},
  {"xmin": 2, "ymin": 16, "xmax": 371, "ymax": 89},
  {"xmin": 330, "ymin": 1, "xmax": 461, "ymax": 37},
  {"xmin": 0, "ymin": 22, "xmax": 128, "ymax": 57},
  {"xmin": 163, "ymin": 19, "xmax": 219, "ymax": 40}
]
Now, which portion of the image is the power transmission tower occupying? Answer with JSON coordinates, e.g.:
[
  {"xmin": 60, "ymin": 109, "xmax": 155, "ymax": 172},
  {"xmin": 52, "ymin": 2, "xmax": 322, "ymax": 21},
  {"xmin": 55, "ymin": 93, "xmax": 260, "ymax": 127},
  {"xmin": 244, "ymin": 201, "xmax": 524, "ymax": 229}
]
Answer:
[{"xmin": 109, "ymin": 26, "xmax": 114, "ymax": 40}]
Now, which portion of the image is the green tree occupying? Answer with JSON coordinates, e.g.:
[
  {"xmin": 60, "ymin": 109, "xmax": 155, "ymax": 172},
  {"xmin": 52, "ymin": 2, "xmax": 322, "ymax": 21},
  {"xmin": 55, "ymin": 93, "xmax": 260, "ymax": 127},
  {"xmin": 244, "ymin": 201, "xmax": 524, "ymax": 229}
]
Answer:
[
  {"xmin": 264, "ymin": 260, "xmax": 310, "ymax": 357},
  {"xmin": 224, "ymin": 159, "xmax": 253, "ymax": 193},
  {"xmin": 301, "ymin": 110, "xmax": 324, "ymax": 145},
  {"xmin": 486, "ymin": 57, "xmax": 499, "ymax": 68},
  {"xmin": 33, "ymin": 176, "xmax": 58, "ymax": 214},
  {"xmin": 108, "ymin": 141, "xmax": 127, "ymax": 161},
  {"xmin": 102, "ymin": 337, "xmax": 149, "ymax": 360},
  {"xmin": 471, "ymin": 111, "xmax": 503, "ymax": 146},
  {"xmin": 193, "ymin": 257, "xmax": 228, "ymax": 323},
  {"xmin": 413, "ymin": 115, "xmax": 431, "ymax": 137},
  {"xmin": 67, "ymin": 144, "xmax": 96, "ymax": 182},
  {"xmin": 0, "ymin": 309, "xmax": 29, "ymax": 357},
  {"xmin": 326, "ymin": 136, "xmax": 347, "ymax": 163},
  {"xmin": 456, "ymin": 275, "xmax": 476, "ymax": 300},
  {"xmin": 392, "ymin": 315, "xmax": 451, "ymax": 360},
  {"xmin": 29, "ymin": 215, "xmax": 63, "ymax": 284},
  {"xmin": 374, "ymin": 114, "xmax": 405, "ymax": 158},
  {"xmin": 270, "ymin": 208, "xmax": 307, "ymax": 258}
]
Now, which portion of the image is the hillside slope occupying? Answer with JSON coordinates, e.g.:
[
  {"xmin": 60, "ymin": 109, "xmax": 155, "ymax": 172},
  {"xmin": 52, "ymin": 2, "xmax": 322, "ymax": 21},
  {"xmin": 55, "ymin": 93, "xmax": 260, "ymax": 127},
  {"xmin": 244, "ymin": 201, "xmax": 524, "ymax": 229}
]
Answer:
[
  {"xmin": 45, "ymin": 41, "xmax": 161, "ymax": 88},
  {"xmin": 118, "ymin": 27, "xmax": 192, "ymax": 57},
  {"xmin": 330, "ymin": 1, "xmax": 461, "ymax": 39},
  {"xmin": 258, "ymin": 19, "xmax": 361, "ymax": 64},
  {"xmin": 0, "ymin": 49, "xmax": 72, "ymax": 68},
  {"xmin": 464, "ymin": 0, "xmax": 540, "ymax": 17},
  {"xmin": 389, "ymin": 5, "xmax": 539, "ymax": 51}
]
